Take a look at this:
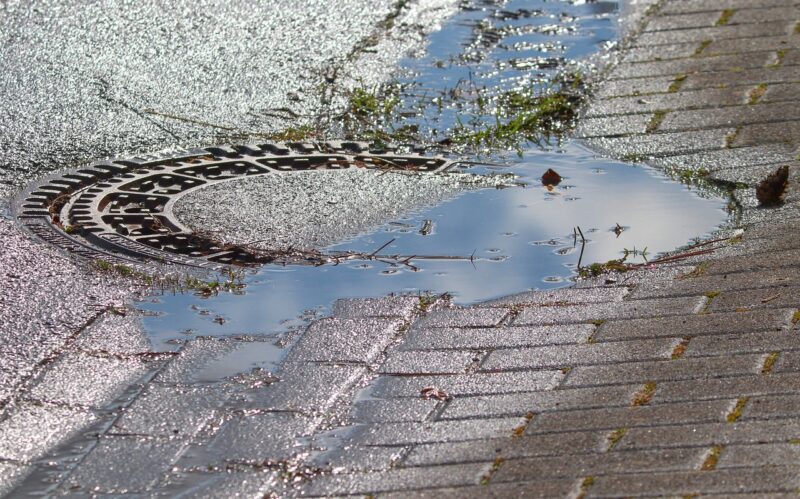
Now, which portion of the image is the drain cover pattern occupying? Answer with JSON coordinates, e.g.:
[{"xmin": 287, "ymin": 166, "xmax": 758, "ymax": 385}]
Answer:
[{"xmin": 15, "ymin": 142, "xmax": 455, "ymax": 269}]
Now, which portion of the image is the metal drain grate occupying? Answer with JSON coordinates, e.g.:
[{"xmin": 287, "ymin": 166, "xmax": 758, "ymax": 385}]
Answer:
[{"xmin": 15, "ymin": 142, "xmax": 456, "ymax": 270}]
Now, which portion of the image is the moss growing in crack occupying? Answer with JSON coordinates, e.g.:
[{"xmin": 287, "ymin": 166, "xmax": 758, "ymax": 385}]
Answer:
[
  {"xmin": 715, "ymin": 9, "xmax": 735, "ymax": 26},
  {"xmin": 792, "ymin": 310, "xmax": 800, "ymax": 325},
  {"xmin": 671, "ymin": 337, "xmax": 692, "ymax": 360},
  {"xmin": 749, "ymin": 84, "xmax": 768, "ymax": 104},
  {"xmin": 646, "ymin": 110, "xmax": 668, "ymax": 133},
  {"xmin": 480, "ymin": 457, "xmax": 505, "ymax": 485},
  {"xmin": 668, "ymin": 74, "xmax": 687, "ymax": 93},
  {"xmin": 770, "ymin": 50, "xmax": 787, "ymax": 69},
  {"xmin": 701, "ymin": 445, "xmax": 723, "ymax": 470},
  {"xmin": 576, "ymin": 476, "xmax": 595, "ymax": 499},
  {"xmin": 266, "ymin": 125, "xmax": 316, "ymax": 142},
  {"xmin": 762, "ymin": 352, "xmax": 780, "ymax": 374},
  {"xmin": 693, "ymin": 39, "xmax": 712, "ymax": 57},
  {"xmin": 631, "ymin": 382, "xmax": 657, "ymax": 406},
  {"xmin": 606, "ymin": 427, "xmax": 628, "ymax": 451},
  {"xmin": 727, "ymin": 397, "xmax": 749, "ymax": 423}
]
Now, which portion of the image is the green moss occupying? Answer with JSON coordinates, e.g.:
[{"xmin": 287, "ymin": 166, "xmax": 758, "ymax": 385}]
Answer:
[
  {"xmin": 701, "ymin": 445, "xmax": 723, "ymax": 470},
  {"xmin": 668, "ymin": 74, "xmax": 687, "ymax": 93},
  {"xmin": 725, "ymin": 126, "xmax": 742, "ymax": 148},
  {"xmin": 646, "ymin": 110, "xmax": 668, "ymax": 133},
  {"xmin": 672, "ymin": 337, "xmax": 692, "ymax": 360},
  {"xmin": 576, "ymin": 476, "xmax": 595, "ymax": 499},
  {"xmin": 693, "ymin": 40, "xmax": 712, "ymax": 57},
  {"xmin": 480, "ymin": 457, "xmax": 505, "ymax": 485},
  {"xmin": 770, "ymin": 50, "xmax": 787, "ymax": 69},
  {"xmin": 792, "ymin": 310, "xmax": 800, "ymax": 325},
  {"xmin": 632, "ymin": 382, "xmax": 657, "ymax": 406},
  {"xmin": 749, "ymin": 84, "xmax": 768, "ymax": 104},
  {"xmin": 266, "ymin": 125, "xmax": 316, "ymax": 142},
  {"xmin": 606, "ymin": 427, "xmax": 628, "ymax": 451},
  {"xmin": 715, "ymin": 9, "xmax": 735, "ymax": 26},
  {"xmin": 727, "ymin": 397, "xmax": 749, "ymax": 423},
  {"xmin": 762, "ymin": 352, "xmax": 780, "ymax": 374}
]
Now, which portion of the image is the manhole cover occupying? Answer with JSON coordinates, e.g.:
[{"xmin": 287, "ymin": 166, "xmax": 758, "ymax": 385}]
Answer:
[{"xmin": 15, "ymin": 142, "xmax": 456, "ymax": 270}]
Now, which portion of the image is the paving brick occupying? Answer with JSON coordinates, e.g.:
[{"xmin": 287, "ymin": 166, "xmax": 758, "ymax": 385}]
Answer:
[
  {"xmin": 586, "ymin": 88, "xmax": 748, "ymax": 118},
  {"xmin": 574, "ymin": 114, "xmax": 651, "ymax": 137},
  {"xmin": 493, "ymin": 447, "xmax": 703, "ymax": 482},
  {"xmin": 376, "ymin": 480, "xmax": 577, "ymax": 499},
  {"xmin": 618, "ymin": 419, "xmax": 800, "ymax": 451},
  {"xmin": 589, "ymin": 467, "xmax": 800, "ymax": 497},
  {"xmin": 65, "ymin": 436, "xmax": 185, "ymax": 493},
  {"xmin": 655, "ymin": 373, "xmax": 800, "ymax": 403},
  {"xmin": 310, "ymin": 445, "xmax": 404, "ymax": 472},
  {"xmin": 350, "ymin": 398, "xmax": 438, "ymax": 423},
  {"xmin": 742, "ymin": 394, "xmax": 800, "ymax": 420},
  {"xmin": 403, "ymin": 431, "xmax": 604, "ymax": 466},
  {"xmin": 332, "ymin": 296, "xmax": 419, "ymax": 320},
  {"xmin": 681, "ymin": 65, "xmax": 800, "ymax": 91},
  {"xmin": 284, "ymin": 317, "xmax": 402, "ymax": 363},
  {"xmin": 593, "ymin": 75, "xmax": 676, "ymax": 98},
  {"xmin": 647, "ymin": 143, "xmax": 797, "ymax": 171},
  {"xmin": 414, "ymin": 308, "xmax": 508, "ymax": 328},
  {"xmin": 354, "ymin": 417, "xmax": 524, "ymax": 446},
  {"xmin": 708, "ymin": 286, "xmax": 800, "ymax": 312},
  {"xmin": 687, "ymin": 331, "xmax": 800, "ymax": 357},
  {"xmin": 477, "ymin": 287, "xmax": 628, "ymax": 307},
  {"xmin": 595, "ymin": 310, "xmax": 792, "ymax": 342},
  {"xmin": 660, "ymin": 102, "xmax": 800, "ymax": 132},
  {"xmin": 634, "ymin": 21, "xmax": 796, "ymax": 47},
  {"xmin": 0, "ymin": 403, "xmax": 95, "ymax": 462},
  {"xmin": 0, "ymin": 462, "xmax": 26, "ymax": 498},
  {"xmin": 401, "ymin": 324, "xmax": 592, "ymax": 350},
  {"xmin": 564, "ymin": 354, "xmax": 764, "ymax": 387},
  {"xmin": 481, "ymin": 338, "xmax": 676, "ymax": 371},
  {"xmin": 440, "ymin": 385, "xmax": 637, "ymax": 420},
  {"xmin": 609, "ymin": 52, "xmax": 773, "ymax": 80},
  {"xmin": 512, "ymin": 296, "xmax": 705, "ymax": 326},
  {"xmin": 762, "ymin": 82, "xmax": 800, "ymax": 103},
  {"xmin": 241, "ymin": 363, "xmax": 365, "ymax": 413},
  {"xmin": 586, "ymin": 128, "xmax": 732, "ymax": 157},
  {"xmin": 661, "ymin": 0, "xmax": 799, "ymax": 15},
  {"xmin": 154, "ymin": 337, "xmax": 237, "ymax": 384},
  {"xmin": 736, "ymin": 120, "xmax": 800, "ymax": 147},
  {"xmin": 527, "ymin": 399, "xmax": 733, "ymax": 434},
  {"xmin": 28, "ymin": 351, "xmax": 150, "ymax": 408},
  {"xmin": 774, "ymin": 351, "xmax": 800, "ymax": 373},
  {"xmin": 644, "ymin": 11, "xmax": 721, "ymax": 32},
  {"xmin": 112, "ymin": 384, "xmax": 225, "ymax": 438},
  {"xmin": 180, "ymin": 412, "xmax": 312, "ymax": 466},
  {"xmin": 705, "ymin": 35, "xmax": 800, "ymax": 56},
  {"xmin": 368, "ymin": 370, "xmax": 563, "ymax": 398},
  {"xmin": 630, "ymin": 267, "xmax": 800, "ymax": 298},
  {"xmin": 718, "ymin": 442, "xmax": 800, "ymax": 468},
  {"xmin": 379, "ymin": 350, "xmax": 478, "ymax": 374},
  {"xmin": 622, "ymin": 43, "xmax": 701, "ymax": 62}
]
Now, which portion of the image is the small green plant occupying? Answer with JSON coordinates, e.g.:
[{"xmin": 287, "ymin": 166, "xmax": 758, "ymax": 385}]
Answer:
[{"xmin": 267, "ymin": 125, "xmax": 316, "ymax": 141}]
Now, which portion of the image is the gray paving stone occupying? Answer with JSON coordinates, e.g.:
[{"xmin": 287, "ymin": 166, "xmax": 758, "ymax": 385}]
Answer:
[
  {"xmin": 774, "ymin": 351, "xmax": 800, "ymax": 373},
  {"xmin": 376, "ymin": 480, "xmax": 577, "ymax": 499},
  {"xmin": 302, "ymin": 463, "xmax": 488, "ymax": 497},
  {"xmin": 284, "ymin": 317, "xmax": 402, "ymax": 363},
  {"xmin": 595, "ymin": 310, "xmax": 794, "ymax": 342},
  {"xmin": 481, "ymin": 338, "xmax": 676, "ymax": 371},
  {"xmin": 414, "ymin": 308, "xmax": 508, "ymax": 328},
  {"xmin": 403, "ymin": 431, "xmax": 604, "ymax": 466},
  {"xmin": 742, "ymin": 394, "xmax": 800, "ymax": 420},
  {"xmin": 180, "ymin": 412, "xmax": 312, "ymax": 466},
  {"xmin": 563, "ymin": 354, "xmax": 764, "ymax": 387},
  {"xmin": 512, "ymin": 296, "xmax": 705, "ymax": 326},
  {"xmin": 622, "ymin": 43, "xmax": 701, "ymax": 62},
  {"xmin": 647, "ymin": 143, "xmax": 797, "ymax": 171},
  {"xmin": 242, "ymin": 363, "xmax": 365, "ymax": 413},
  {"xmin": 718, "ymin": 442, "xmax": 800, "ymax": 468},
  {"xmin": 686, "ymin": 331, "xmax": 800, "ymax": 356},
  {"xmin": 762, "ymin": 82, "xmax": 800, "ymax": 103},
  {"xmin": 0, "ymin": 402, "xmax": 95, "ymax": 462},
  {"xmin": 634, "ymin": 21, "xmax": 796, "ymax": 47},
  {"xmin": 401, "ymin": 324, "xmax": 593, "ymax": 351},
  {"xmin": 586, "ymin": 88, "xmax": 748, "ymax": 117},
  {"xmin": 708, "ymin": 287, "xmax": 800, "ymax": 313},
  {"xmin": 736, "ymin": 120, "xmax": 800, "ymax": 147},
  {"xmin": 574, "ymin": 114, "xmax": 651, "ymax": 137},
  {"xmin": 332, "ymin": 296, "xmax": 419, "ymax": 320},
  {"xmin": 655, "ymin": 373, "xmax": 800, "ymax": 403},
  {"xmin": 367, "ymin": 370, "xmax": 564, "ymax": 398},
  {"xmin": 618, "ymin": 419, "xmax": 800, "ymax": 451},
  {"xmin": 72, "ymin": 311, "xmax": 152, "ymax": 355},
  {"xmin": 661, "ymin": 0, "xmax": 799, "ymax": 15},
  {"xmin": 378, "ymin": 350, "xmax": 478, "ymax": 374},
  {"xmin": 154, "ymin": 337, "xmax": 238, "ymax": 384},
  {"xmin": 585, "ymin": 128, "xmax": 732, "ymax": 157},
  {"xmin": 660, "ymin": 102, "xmax": 800, "ymax": 132},
  {"xmin": 0, "ymin": 462, "xmax": 27, "ymax": 498},
  {"xmin": 112, "ymin": 384, "xmax": 225, "ymax": 437},
  {"xmin": 527, "ymin": 399, "xmax": 733, "ymax": 434},
  {"xmin": 440, "ymin": 385, "xmax": 637, "ymax": 420},
  {"xmin": 350, "ymin": 398, "xmax": 438, "ymax": 423},
  {"xmin": 477, "ymin": 287, "xmax": 628, "ymax": 307},
  {"xmin": 65, "ymin": 436, "xmax": 185, "ymax": 493},
  {"xmin": 28, "ymin": 351, "xmax": 150, "ymax": 408},
  {"xmin": 593, "ymin": 75, "xmax": 676, "ymax": 98},
  {"xmin": 494, "ymin": 447, "xmax": 703, "ymax": 482},
  {"xmin": 705, "ymin": 34, "xmax": 800, "ymax": 56},
  {"xmin": 634, "ymin": 266, "xmax": 800, "ymax": 298},
  {"xmin": 310, "ymin": 445, "xmax": 404, "ymax": 472},
  {"xmin": 682, "ymin": 65, "xmax": 800, "ymax": 91},
  {"xmin": 644, "ymin": 10, "xmax": 722, "ymax": 31},
  {"xmin": 588, "ymin": 467, "xmax": 800, "ymax": 497},
  {"xmin": 610, "ymin": 52, "xmax": 773, "ymax": 80},
  {"xmin": 354, "ymin": 417, "xmax": 524, "ymax": 446},
  {"xmin": 159, "ymin": 470, "xmax": 279, "ymax": 499}
]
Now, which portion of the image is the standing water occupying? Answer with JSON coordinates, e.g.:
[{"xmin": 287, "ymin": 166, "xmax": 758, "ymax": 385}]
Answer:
[{"xmin": 140, "ymin": 0, "xmax": 730, "ymax": 371}]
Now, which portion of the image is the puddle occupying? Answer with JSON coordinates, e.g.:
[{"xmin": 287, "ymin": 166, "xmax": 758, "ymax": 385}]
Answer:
[{"xmin": 140, "ymin": 0, "xmax": 731, "ymax": 352}]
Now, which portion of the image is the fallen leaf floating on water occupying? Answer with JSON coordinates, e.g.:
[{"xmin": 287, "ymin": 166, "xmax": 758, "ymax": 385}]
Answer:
[
  {"xmin": 756, "ymin": 165, "xmax": 789, "ymax": 207},
  {"xmin": 420, "ymin": 386, "xmax": 451, "ymax": 401},
  {"xmin": 541, "ymin": 168, "xmax": 562, "ymax": 191}
]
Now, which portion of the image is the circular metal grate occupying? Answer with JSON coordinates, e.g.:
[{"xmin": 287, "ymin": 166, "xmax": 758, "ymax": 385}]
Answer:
[{"xmin": 14, "ymin": 142, "xmax": 456, "ymax": 270}]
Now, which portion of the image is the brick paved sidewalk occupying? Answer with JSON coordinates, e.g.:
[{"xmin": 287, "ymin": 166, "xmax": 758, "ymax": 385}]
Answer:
[{"xmin": 3, "ymin": 0, "xmax": 800, "ymax": 496}]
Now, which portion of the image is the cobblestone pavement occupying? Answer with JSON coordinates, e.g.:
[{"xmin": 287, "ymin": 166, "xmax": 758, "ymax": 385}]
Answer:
[{"xmin": 3, "ymin": 0, "xmax": 800, "ymax": 496}]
